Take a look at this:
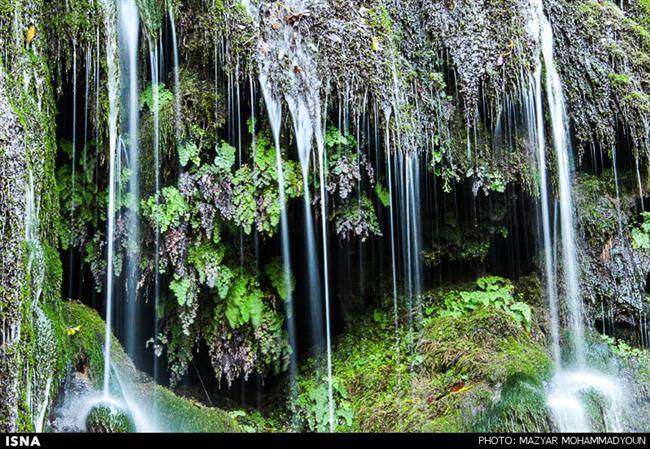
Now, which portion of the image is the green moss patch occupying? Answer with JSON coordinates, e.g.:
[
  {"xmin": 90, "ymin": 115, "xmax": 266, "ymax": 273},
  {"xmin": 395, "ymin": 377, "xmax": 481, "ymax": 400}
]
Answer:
[{"xmin": 293, "ymin": 278, "xmax": 553, "ymax": 432}]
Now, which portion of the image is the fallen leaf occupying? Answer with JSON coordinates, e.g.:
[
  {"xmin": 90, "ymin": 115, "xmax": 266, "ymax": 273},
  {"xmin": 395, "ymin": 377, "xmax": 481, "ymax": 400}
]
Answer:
[
  {"xmin": 66, "ymin": 325, "xmax": 81, "ymax": 336},
  {"xmin": 26, "ymin": 25, "xmax": 36, "ymax": 44},
  {"xmin": 451, "ymin": 381, "xmax": 465, "ymax": 393}
]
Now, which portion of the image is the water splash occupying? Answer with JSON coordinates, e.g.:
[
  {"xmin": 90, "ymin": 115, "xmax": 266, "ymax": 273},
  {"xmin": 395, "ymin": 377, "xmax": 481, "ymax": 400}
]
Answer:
[{"xmin": 547, "ymin": 370, "xmax": 625, "ymax": 432}]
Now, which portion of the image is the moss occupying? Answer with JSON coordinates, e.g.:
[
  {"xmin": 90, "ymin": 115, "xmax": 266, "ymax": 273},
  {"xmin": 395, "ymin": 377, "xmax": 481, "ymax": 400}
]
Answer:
[
  {"xmin": 574, "ymin": 172, "xmax": 620, "ymax": 246},
  {"xmin": 148, "ymin": 386, "xmax": 241, "ymax": 432},
  {"xmin": 474, "ymin": 374, "xmax": 552, "ymax": 432},
  {"xmin": 86, "ymin": 403, "xmax": 135, "ymax": 433},
  {"xmin": 293, "ymin": 280, "xmax": 553, "ymax": 432},
  {"xmin": 54, "ymin": 301, "xmax": 242, "ymax": 432}
]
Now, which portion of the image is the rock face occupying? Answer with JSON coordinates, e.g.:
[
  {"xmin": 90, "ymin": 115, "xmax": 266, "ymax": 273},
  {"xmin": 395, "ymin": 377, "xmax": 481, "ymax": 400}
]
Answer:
[
  {"xmin": 0, "ymin": 66, "xmax": 27, "ymax": 433},
  {"xmin": 48, "ymin": 372, "xmax": 94, "ymax": 433},
  {"xmin": 0, "ymin": 0, "xmax": 63, "ymax": 431},
  {"xmin": 0, "ymin": 0, "xmax": 647, "ymax": 433}
]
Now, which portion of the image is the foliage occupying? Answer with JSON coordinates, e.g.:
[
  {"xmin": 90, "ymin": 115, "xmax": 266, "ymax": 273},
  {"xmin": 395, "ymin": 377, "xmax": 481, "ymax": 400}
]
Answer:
[
  {"xmin": 140, "ymin": 130, "xmax": 300, "ymax": 387},
  {"xmin": 325, "ymin": 127, "xmax": 381, "ymax": 241},
  {"xmin": 178, "ymin": 142, "xmax": 200, "ymax": 167},
  {"xmin": 140, "ymin": 83, "xmax": 174, "ymax": 112},
  {"xmin": 631, "ymin": 212, "xmax": 650, "ymax": 250},
  {"xmin": 428, "ymin": 277, "xmax": 533, "ymax": 332},
  {"xmin": 600, "ymin": 334, "xmax": 650, "ymax": 364},
  {"xmin": 264, "ymin": 259, "xmax": 295, "ymax": 301},
  {"xmin": 223, "ymin": 273, "xmax": 264, "ymax": 328},
  {"xmin": 142, "ymin": 187, "xmax": 190, "ymax": 233},
  {"xmin": 375, "ymin": 183, "xmax": 390, "ymax": 207},
  {"xmin": 296, "ymin": 374, "xmax": 354, "ymax": 432},
  {"xmin": 231, "ymin": 134, "xmax": 302, "ymax": 235},
  {"xmin": 293, "ymin": 282, "xmax": 552, "ymax": 432},
  {"xmin": 331, "ymin": 196, "xmax": 382, "ymax": 242}
]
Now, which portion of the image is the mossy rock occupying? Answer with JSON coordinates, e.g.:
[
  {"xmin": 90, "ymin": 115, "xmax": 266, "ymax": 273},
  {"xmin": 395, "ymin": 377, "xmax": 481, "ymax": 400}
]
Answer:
[
  {"xmin": 293, "ymin": 289, "xmax": 553, "ymax": 432},
  {"xmin": 52, "ymin": 301, "xmax": 243, "ymax": 432},
  {"xmin": 85, "ymin": 403, "xmax": 135, "ymax": 433}
]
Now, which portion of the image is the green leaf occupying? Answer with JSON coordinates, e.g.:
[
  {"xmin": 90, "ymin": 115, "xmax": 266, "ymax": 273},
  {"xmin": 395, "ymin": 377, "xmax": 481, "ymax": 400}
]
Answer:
[
  {"xmin": 178, "ymin": 142, "xmax": 200, "ymax": 167},
  {"xmin": 170, "ymin": 276, "xmax": 191, "ymax": 306},
  {"xmin": 375, "ymin": 183, "xmax": 390, "ymax": 208}
]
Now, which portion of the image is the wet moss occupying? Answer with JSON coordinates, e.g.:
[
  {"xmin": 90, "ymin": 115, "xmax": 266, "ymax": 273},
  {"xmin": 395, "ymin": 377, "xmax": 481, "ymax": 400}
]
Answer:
[
  {"xmin": 54, "ymin": 301, "xmax": 242, "ymax": 432},
  {"xmin": 293, "ymin": 279, "xmax": 553, "ymax": 432},
  {"xmin": 86, "ymin": 403, "xmax": 135, "ymax": 433}
]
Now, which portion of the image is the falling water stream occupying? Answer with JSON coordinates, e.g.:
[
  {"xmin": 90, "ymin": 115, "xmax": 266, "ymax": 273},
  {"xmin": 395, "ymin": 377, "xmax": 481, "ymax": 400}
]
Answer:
[
  {"xmin": 528, "ymin": 0, "xmax": 627, "ymax": 432},
  {"xmin": 168, "ymin": 6, "xmax": 181, "ymax": 144},
  {"xmin": 36, "ymin": 0, "xmax": 648, "ymax": 435},
  {"xmin": 118, "ymin": 0, "xmax": 141, "ymax": 360},
  {"xmin": 100, "ymin": 0, "xmax": 119, "ymax": 398},
  {"xmin": 259, "ymin": 71, "xmax": 299, "ymax": 403},
  {"xmin": 148, "ymin": 40, "xmax": 161, "ymax": 382}
]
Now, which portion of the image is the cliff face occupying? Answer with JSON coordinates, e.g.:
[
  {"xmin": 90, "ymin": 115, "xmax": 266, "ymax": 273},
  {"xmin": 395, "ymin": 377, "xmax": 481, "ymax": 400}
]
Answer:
[
  {"xmin": 0, "ymin": 0, "xmax": 62, "ymax": 431},
  {"xmin": 0, "ymin": 0, "xmax": 648, "ymax": 433},
  {"xmin": 0, "ymin": 64, "xmax": 27, "ymax": 432}
]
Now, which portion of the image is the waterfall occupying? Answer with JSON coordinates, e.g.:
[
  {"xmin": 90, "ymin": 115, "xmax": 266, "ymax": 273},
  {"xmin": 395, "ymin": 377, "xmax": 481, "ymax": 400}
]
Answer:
[
  {"xmin": 525, "ymin": 65, "xmax": 561, "ymax": 367},
  {"xmin": 148, "ymin": 41, "xmax": 161, "ymax": 381},
  {"xmin": 117, "ymin": 0, "xmax": 141, "ymax": 360},
  {"xmin": 384, "ymin": 107, "xmax": 402, "ymax": 414},
  {"xmin": 101, "ymin": 0, "xmax": 119, "ymax": 397},
  {"xmin": 259, "ymin": 71, "xmax": 298, "ymax": 406},
  {"xmin": 287, "ymin": 97, "xmax": 325, "ymax": 351},
  {"xmin": 527, "ymin": 0, "xmax": 627, "ymax": 432},
  {"xmin": 168, "ymin": 6, "xmax": 181, "ymax": 145},
  {"xmin": 538, "ymin": 15, "xmax": 586, "ymax": 365}
]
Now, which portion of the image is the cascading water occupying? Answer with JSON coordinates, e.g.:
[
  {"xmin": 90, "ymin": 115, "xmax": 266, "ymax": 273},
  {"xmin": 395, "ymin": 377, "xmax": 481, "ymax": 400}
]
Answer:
[
  {"xmin": 168, "ymin": 6, "xmax": 181, "ymax": 145},
  {"xmin": 244, "ymin": 0, "xmax": 335, "ymax": 430},
  {"xmin": 259, "ymin": 71, "xmax": 298, "ymax": 403},
  {"xmin": 117, "ymin": 0, "xmax": 141, "ymax": 360},
  {"xmin": 524, "ymin": 62, "xmax": 561, "ymax": 367},
  {"xmin": 527, "ymin": 0, "xmax": 627, "ymax": 432},
  {"xmin": 288, "ymin": 97, "xmax": 325, "ymax": 350},
  {"xmin": 100, "ymin": 0, "xmax": 119, "ymax": 397},
  {"xmin": 25, "ymin": 171, "xmax": 54, "ymax": 433}
]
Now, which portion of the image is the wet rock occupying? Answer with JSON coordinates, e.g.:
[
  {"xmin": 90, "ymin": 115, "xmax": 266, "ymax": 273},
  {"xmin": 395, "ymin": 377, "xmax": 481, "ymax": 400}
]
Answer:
[
  {"xmin": 48, "ymin": 371, "xmax": 94, "ymax": 432},
  {"xmin": 85, "ymin": 403, "xmax": 135, "ymax": 433}
]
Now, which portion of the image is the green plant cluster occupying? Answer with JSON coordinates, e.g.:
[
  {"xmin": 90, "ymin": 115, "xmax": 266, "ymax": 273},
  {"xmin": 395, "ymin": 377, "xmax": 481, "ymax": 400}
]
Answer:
[
  {"xmin": 326, "ymin": 127, "xmax": 382, "ymax": 241},
  {"xmin": 293, "ymin": 275, "xmax": 551, "ymax": 432},
  {"xmin": 425, "ymin": 276, "xmax": 533, "ymax": 332},
  {"xmin": 140, "ymin": 116, "xmax": 304, "ymax": 386},
  {"xmin": 631, "ymin": 212, "xmax": 650, "ymax": 250}
]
